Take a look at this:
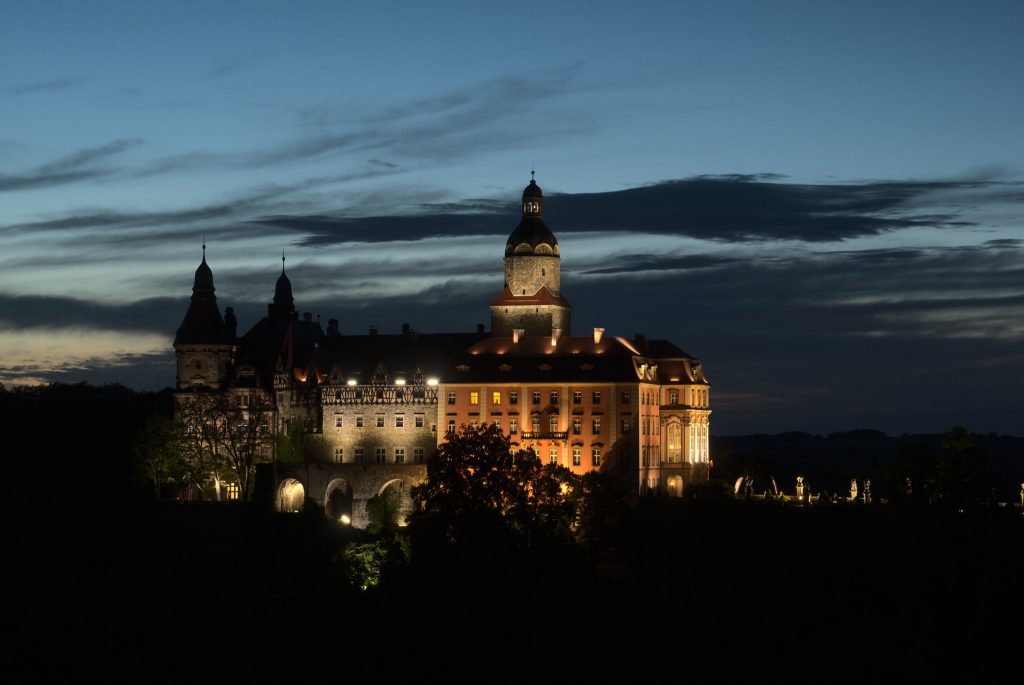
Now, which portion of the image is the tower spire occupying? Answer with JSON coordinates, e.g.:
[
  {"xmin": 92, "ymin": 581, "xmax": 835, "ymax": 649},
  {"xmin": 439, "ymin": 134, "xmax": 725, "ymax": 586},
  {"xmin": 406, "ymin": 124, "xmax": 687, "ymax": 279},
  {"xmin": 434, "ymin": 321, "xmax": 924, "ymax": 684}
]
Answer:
[{"xmin": 282, "ymin": 249, "xmax": 286, "ymax": 274}]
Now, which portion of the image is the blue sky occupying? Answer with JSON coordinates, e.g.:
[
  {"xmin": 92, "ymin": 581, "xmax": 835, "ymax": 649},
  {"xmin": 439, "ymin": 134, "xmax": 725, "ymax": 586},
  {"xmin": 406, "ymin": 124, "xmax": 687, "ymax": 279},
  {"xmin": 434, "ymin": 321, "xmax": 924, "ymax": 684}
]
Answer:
[{"xmin": 1, "ymin": 1, "xmax": 1022, "ymax": 434}]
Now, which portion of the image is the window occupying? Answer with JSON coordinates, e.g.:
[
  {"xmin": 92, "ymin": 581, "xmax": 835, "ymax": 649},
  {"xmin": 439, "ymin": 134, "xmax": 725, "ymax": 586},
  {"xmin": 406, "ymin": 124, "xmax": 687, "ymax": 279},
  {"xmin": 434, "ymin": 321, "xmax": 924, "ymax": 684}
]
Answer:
[
  {"xmin": 194, "ymin": 359, "xmax": 202, "ymax": 369},
  {"xmin": 447, "ymin": 392, "xmax": 456, "ymax": 405},
  {"xmin": 531, "ymin": 415, "xmax": 540, "ymax": 432},
  {"xmin": 447, "ymin": 419, "xmax": 455, "ymax": 434},
  {"xmin": 376, "ymin": 414, "xmax": 385, "ymax": 428},
  {"xmin": 592, "ymin": 447, "xmax": 602, "ymax": 467},
  {"xmin": 375, "ymin": 448, "xmax": 386, "ymax": 464},
  {"xmin": 532, "ymin": 391, "xmax": 541, "ymax": 405},
  {"xmin": 669, "ymin": 390, "xmax": 678, "ymax": 404},
  {"xmin": 621, "ymin": 418, "xmax": 631, "ymax": 434},
  {"xmin": 572, "ymin": 446, "xmax": 581, "ymax": 466},
  {"xmin": 355, "ymin": 416, "xmax": 364, "ymax": 428},
  {"xmin": 573, "ymin": 391, "xmax": 582, "ymax": 404},
  {"xmin": 354, "ymin": 447, "xmax": 365, "ymax": 462},
  {"xmin": 334, "ymin": 447, "xmax": 343, "ymax": 461},
  {"xmin": 469, "ymin": 419, "xmax": 478, "ymax": 429},
  {"xmin": 509, "ymin": 391, "xmax": 518, "ymax": 405},
  {"xmin": 572, "ymin": 417, "xmax": 582, "ymax": 435},
  {"xmin": 395, "ymin": 415, "xmax": 404, "ymax": 428},
  {"xmin": 493, "ymin": 418, "xmax": 501, "ymax": 430},
  {"xmin": 509, "ymin": 418, "xmax": 518, "ymax": 435},
  {"xmin": 592, "ymin": 417, "xmax": 601, "ymax": 434},
  {"xmin": 548, "ymin": 447, "xmax": 558, "ymax": 465},
  {"xmin": 492, "ymin": 391, "xmax": 501, "ymax": 405},
  {"xmin": 224, "ymin": 482, "xmax": 239, "ymax": 500},
  {"xmin": 550, "ymin": 391, "xmax": 558, "ymax": 405},
  {"xmin": 415, "ymin": 414, "xmax": 424, "ymax": 428},
  {"xmin": 549, "ymin": 415, "xmax": 558, "ymax": 432},
  {"xmin": 592, "ymin": 391, "xmax": 602, "ymax": 404},
  {"xmin": 470, "ymin": 392, "xmax": 479, "ymax": 405},
  {"xmin": 334, "ymin": 414, "xmax": 343, "ymax": 427},
  {"xmin": 395, "ymin": 447, "xmax": 406, "ymax": 464},
  {"xmin": 621, "ymin": 390, "xmax": 630, "ymax": 404},
  {"xmin": 413, "ymin": 447, "xmax": 425, "ymax": 463},
  {"xmin": 239, "ymin": 394, "xmax": 248, "ymax": 407},
  {"xmin": 667, "ymin": 423, "xmax": 681, "ymax": 463}
]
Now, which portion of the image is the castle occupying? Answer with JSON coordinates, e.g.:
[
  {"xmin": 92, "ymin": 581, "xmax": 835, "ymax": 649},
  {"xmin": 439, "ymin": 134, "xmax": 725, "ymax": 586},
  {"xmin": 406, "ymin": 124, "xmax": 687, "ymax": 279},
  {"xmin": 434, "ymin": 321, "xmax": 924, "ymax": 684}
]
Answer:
[{"xmin": 174, "ymin": 175, "xmax": 711, "ymax": 526}]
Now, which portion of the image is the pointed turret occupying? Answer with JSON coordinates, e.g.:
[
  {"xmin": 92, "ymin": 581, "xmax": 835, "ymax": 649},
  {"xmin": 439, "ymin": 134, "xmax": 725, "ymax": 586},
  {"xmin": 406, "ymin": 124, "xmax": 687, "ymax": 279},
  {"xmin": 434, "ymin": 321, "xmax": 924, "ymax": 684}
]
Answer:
[
  {"xmin": 269, "ymin": 252, "xmax": 296, "ymax": 320},
  {"xmin": 174, "ymin": 244, "xmax": 230, "ymax": 346}
]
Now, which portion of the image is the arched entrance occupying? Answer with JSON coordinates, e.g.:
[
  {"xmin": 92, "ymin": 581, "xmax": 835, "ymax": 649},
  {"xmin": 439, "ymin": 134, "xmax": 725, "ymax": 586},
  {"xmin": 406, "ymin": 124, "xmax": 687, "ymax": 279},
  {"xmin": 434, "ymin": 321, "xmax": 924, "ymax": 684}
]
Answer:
[
  {"xmin": 277, "ymin": 478, "xmax": 305, "ymax": 512},
  {"xmin": 666, "ymin": 475, "xmax": 683, "ymax": 497},
  {"xmin": 325, "ymin": 478, "xmax": 353, "ymax": 524},
  {"xmin": 368, "ymin": 478, "xmax": 408, "ymax": 528}
]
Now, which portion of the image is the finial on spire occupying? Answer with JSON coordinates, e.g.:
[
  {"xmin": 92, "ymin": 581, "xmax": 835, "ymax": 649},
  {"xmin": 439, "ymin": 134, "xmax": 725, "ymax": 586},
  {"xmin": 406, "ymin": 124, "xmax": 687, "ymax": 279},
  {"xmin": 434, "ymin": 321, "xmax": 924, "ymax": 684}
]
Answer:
[
  {"xmin": 202, "ymin": 234, "xmax": 206, "ymax": 260},
  {"xmin": 281, "ymin": 249, "xmax": 286, "ymax": 274},
  {"xmin": 531, "ymin": 166, "xmax": 535, "ymax": 182}
]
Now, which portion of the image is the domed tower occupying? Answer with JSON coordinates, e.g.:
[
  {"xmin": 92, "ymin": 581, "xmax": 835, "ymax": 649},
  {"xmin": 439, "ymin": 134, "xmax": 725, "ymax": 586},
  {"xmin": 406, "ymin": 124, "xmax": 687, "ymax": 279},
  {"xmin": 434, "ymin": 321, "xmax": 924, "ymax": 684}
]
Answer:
[
  {"xmin": 489, "ymin": 173, "xmax": 573, "ymax": 336},
  {"xmin": 268, "ymin": 254, "xmax": 296, "ymax": 320},
  {"xmin": 174, "ymin": 244, "xmax": 234, "ymax": 389}
]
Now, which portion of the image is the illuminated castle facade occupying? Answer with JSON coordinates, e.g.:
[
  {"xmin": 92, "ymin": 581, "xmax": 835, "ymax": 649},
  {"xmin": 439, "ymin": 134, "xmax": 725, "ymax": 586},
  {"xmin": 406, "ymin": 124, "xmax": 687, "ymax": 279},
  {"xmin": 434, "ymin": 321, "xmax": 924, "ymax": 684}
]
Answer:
[{"xmin": 174, "ymin": 175, "xmax": 711, "ymax": 526}]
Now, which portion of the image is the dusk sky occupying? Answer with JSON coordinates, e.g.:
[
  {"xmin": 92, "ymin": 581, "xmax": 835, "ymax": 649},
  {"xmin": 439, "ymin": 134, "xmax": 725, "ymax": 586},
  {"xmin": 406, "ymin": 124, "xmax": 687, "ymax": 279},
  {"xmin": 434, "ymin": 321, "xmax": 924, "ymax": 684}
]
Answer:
[{"xmin": 2, "ymin": 1, "xmax": 1022, "ymax": 435}]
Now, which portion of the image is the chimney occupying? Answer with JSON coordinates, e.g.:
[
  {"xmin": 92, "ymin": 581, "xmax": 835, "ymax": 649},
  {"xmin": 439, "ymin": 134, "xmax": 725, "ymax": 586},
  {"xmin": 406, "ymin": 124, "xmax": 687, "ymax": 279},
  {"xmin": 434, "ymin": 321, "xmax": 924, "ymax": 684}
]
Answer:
[
  {"xmin": 477, "ymin": 323, "xmax": 485, "ymax": 335},
  {"xmin": 224, "ymin": 307, "xmax": 237, "ymax": 339},
  {"xmin": 303, "ymin": 312, "xmax": 313, "ymax": 323},
  {"xmin": 551, "ymin": 327, "xmax": 562, "ymax": 347},
  {"xmin": 512, "ymin": 328, "xmax": 525, "ymax": 344},
  {"xmin": 593, "ymin": 327, "xmax": 605, "ymax": 344},
  {"xmin": 327, "ymin": 318, "xmax": 339, "ymax": 336},
  {"xmin": 369, "ymin": 325, "xmax": 378, "ymax": 336}
]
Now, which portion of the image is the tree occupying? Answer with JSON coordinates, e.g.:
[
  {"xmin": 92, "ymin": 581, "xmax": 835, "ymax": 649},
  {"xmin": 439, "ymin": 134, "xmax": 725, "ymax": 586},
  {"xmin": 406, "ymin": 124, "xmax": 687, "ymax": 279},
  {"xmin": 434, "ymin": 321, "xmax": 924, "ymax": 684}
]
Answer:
[
  {"xmin": 176, "ymin": 392, "xmax": 229, "ymax": 500},
  {"xmin": 213, "ymin": 391, "xmax": 274, "ymax": 501},
  {"xmin": 933, "ymin": 426, "xmax": 988, "ymax": 508},
  {"xmin": 131, "ymin": 414, "xmax": 184, "ymax": 499},
  {"xmin": 275, "ymin": 418, "xmax": 306, "ymax": 464},
  {"xmin": 408, "ymin": 424, "xmax": 581, "ymax": 547}
]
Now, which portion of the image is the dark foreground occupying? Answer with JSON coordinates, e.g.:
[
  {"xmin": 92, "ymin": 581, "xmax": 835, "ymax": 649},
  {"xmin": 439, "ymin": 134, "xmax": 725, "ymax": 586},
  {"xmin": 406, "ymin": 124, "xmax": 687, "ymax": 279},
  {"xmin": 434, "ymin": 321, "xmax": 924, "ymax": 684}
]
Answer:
[{"xmin": 10, "ymin": 498, "xmax": 1022, "ymax": 683}]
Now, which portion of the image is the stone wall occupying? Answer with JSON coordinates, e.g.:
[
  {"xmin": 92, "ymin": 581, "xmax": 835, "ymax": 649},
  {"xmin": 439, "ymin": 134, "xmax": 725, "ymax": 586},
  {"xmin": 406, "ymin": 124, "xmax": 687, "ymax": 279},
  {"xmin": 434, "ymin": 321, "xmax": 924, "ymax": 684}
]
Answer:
[
  {"xmin": 490, "ymin": 304, "xmax": 572, "ymax": 336},
  {"xmin": 504, "ymin": 254, "xmax": 561, "ymax": 296}
]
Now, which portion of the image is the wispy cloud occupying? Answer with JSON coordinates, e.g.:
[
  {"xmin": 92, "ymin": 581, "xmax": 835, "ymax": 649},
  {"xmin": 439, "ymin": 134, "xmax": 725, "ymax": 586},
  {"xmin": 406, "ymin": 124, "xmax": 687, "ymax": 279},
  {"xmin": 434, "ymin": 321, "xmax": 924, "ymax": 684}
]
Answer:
[
  {"xmin": 4, "ymin": 78, "xmax": 84, "ymax": 96},
  {"xmin": 0, "ymin": 138, "xmax": 142, "ymax": 192}
]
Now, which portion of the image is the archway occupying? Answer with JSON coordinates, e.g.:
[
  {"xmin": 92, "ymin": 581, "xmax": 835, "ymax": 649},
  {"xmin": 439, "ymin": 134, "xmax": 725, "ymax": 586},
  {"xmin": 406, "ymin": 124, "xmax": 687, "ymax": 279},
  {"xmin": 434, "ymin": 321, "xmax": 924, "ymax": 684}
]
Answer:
[
  {"xmin": 666, "ymin": 475, "xmax": 683, "ymax": 497},
  {"xmin": 368, "ymin": 478, "xmax": 408, "ymax": 528},
  {"xmin": 325, "ymin": 478, "xmax": 353, "ymax": 524},
  {"xmin": 277, "ymin": 478, "xmax": 305, "ymax": 512}
]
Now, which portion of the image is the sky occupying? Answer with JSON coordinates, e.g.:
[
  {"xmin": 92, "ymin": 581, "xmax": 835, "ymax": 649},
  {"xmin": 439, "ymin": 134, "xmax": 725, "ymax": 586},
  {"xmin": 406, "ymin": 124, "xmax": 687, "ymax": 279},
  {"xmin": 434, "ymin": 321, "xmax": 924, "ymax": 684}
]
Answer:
[{"xmin": 1, "ymin": 0, "xmax": 1022, "ymax": 435}]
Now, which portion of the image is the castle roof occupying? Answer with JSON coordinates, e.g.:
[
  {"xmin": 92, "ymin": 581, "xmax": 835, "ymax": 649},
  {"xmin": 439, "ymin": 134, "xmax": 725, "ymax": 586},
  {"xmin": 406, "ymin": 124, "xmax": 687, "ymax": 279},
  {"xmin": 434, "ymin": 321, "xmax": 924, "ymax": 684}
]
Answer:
[
  {"xmin": 174, "ymin": 248, "xmax": 231, "ymax": 346},
  {"xmin": 489, "ymin": 285, "xmax": 572, "ymax": 309}
]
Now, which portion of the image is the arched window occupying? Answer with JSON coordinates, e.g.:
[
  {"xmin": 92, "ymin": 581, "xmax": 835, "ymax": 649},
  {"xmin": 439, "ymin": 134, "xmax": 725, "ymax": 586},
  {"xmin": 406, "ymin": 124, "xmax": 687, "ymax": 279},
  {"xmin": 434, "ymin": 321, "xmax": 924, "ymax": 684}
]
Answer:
[{"xmin": 667, "ymin": 423, "xmax": 681, "ymax": 462}]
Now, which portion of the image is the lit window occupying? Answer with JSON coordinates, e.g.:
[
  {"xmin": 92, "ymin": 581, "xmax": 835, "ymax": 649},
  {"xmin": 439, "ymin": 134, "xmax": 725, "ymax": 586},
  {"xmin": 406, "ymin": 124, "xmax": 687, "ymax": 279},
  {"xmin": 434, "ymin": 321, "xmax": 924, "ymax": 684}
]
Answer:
[
  {"xmin": 572, "ymin": 417, "xmax": 582, "ymax": 435},
  {"xmin": 224, "ymin": 483, "xmax": 240, "ymax": 500},
  {"xmin": 376, "ymin": 414, "xmax": 385, "ymax": 427},
  {"xmin": 531, "ymin": 415, "xmax": 540, "ymax": 432},
  {"xmin": 415, "ymin": 414, "xmax": 424, "ymax": 428},
  {"xmin": 492, "ymin": 391, "xmax": 502, "ymax": 405},
  {"xmin": 591, "ymin": 448, "xmax": 602, "ymax": 467},
  {"xmin": 395, "ymin": 415, "xmax": 404, "ymax": 428},
  {"xmin": 493, "ymin": 418, "xmax": 501, "ymax": 429},
  {"xmin": 447, "ymin": 392, "xmax": 456, "ymax": 405},
  {"xmin": 573, "ymin": 391, "xmax": 582, "ymax": 404},
  {"xmin": 510, "ymin": 418, "xmax": 518, "ymax": 435},
  {"xmin": 548, "ymin": 447, "xmax": 557, "ymax": 464},
  {"xmin": 447, "ymin": 419, "xmax": 455, "ymax": 434},
  {"xmin": 509, "ymin": 391, "xmax": 518, "ymax": 405},
  {"xmin": 592, "ymin": 418, "xmax": 601, "ymax": 434},
  {"xmin": 335, "ymin": 414, "xmax": 343, "ymax": 428},
  {"xmin": 667, "ymin": 423, "xmax": 681, "ymax": 463},
  {"xmin": 532, "ymin": 391, "xmax": 541, "ymax": 405},
  {"xmin": 549, "ymin": 415, "xmax": 558, "ymax": 432},
  {"xmin": 669, "ymin": 390, "xmax": 678, "ymax": 404},
  {"xmin": 470, "ymin": 392, "xmax": 479, "ymax": 405},
  {"xmin": 356, "ymin": 416, "xmax": 364, "ymax": 428},
  {"xmin": 550, "ymin": 391, "xmax": 558, "ymax": 404},
  {"xmin": 572, "ymin": 447, "xmax": 581, "ymax": 466},
  {"xmin": 395, "ymin": 448, "xmax": 405, "ymax": 464},
  {"xmin": 375, "ymin": 448, "xmax": 386, "ymax": 463},
  {"xmin": 592, "ymin": 391, "xmax": 601, "ymax": 404}
]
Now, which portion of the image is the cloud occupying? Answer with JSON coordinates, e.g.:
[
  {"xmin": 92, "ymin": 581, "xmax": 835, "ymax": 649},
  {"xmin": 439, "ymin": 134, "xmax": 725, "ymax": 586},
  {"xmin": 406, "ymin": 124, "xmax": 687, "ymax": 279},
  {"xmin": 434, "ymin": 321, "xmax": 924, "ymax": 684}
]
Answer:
[
  {"xmin": 0, "ymin": 138, "xmax": 142, "ymax": 192},
  {"xmin": 4, "ymin": 78, "xmax": 83, "ymax": 96},
  {"xmin": 254, "ymin": 175, "xmax": 1020, "ymax": 246}
]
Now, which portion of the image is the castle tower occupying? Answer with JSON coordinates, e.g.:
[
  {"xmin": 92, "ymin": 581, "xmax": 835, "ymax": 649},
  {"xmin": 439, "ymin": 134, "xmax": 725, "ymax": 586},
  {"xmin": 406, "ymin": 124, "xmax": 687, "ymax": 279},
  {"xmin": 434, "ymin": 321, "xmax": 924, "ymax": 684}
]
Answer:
[
  {"xmin": 489, "ymin": 173, "xmax": 573, "ymax": 336},
  {"xmin": 268, "ymin": 253, "xmax": 296, "ymax": 320},
  {"xmin": 174, "ymin": 244, "xmax": 234, "ymax": 389}
]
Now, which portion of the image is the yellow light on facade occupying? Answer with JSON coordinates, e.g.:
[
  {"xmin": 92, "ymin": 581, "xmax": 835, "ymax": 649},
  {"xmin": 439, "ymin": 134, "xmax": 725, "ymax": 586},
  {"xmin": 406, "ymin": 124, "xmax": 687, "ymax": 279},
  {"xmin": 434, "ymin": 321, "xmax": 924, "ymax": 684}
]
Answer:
[
  {"xmin": 339, "ymin": 514, "xmax": 351, "ymax": 525},
  {"xmin": 347, "ymin": 379, "xmax": 357, "ymax": 386},
  {"xmin": 395, "ymin": 378, "xmax": 406, "ymax": 386},
  {"xmin": 426, "ymin": 378, "xmax": 439, "ymax": 386}
]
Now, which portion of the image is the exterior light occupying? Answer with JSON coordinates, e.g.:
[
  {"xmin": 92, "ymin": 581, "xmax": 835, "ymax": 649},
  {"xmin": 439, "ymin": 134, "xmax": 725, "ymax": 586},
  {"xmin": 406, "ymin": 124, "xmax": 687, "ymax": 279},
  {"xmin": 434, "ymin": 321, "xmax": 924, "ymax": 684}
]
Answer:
[
  {"xmin": 339, "ymin": 514, "xmax": 351, "ymax": 525},
  {"xmin": 395, "ymin": 378, "xmax": 406, "ymax": 386},
  {"xmin": 426, "ymin": 378, "xmax": 439, "ymax": 386},
  {"xmin": 346, "ymin": 379, "xmax": 357, "ymax": 386}
]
